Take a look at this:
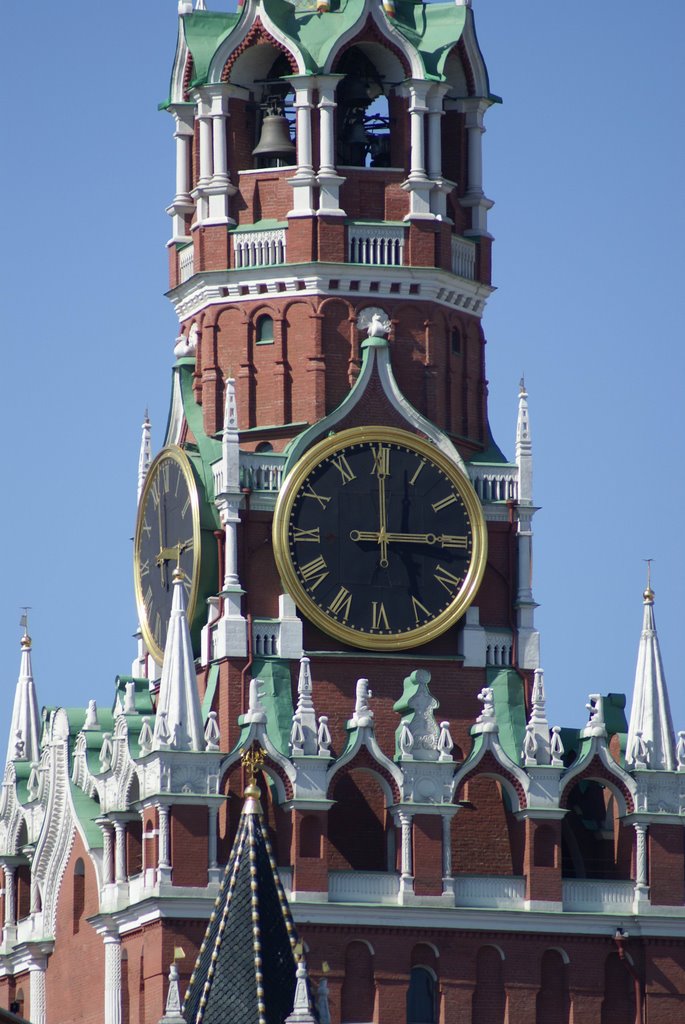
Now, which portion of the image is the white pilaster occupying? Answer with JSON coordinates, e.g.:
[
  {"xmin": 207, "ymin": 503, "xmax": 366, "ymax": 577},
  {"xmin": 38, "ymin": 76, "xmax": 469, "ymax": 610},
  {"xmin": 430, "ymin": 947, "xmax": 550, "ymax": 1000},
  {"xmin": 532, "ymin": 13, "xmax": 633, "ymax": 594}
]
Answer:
[
  {"xmin": 457, "ymin": 97, "xmax": 494, "ymax": 237},
  {"xmin": 402, "ymin": 81, "xmax": 434, "ymax": 220},
  {"xmin": 208, "ymin": 808, "xmax": 220, "ymax": 884},
  {"xmin": 192, "ymin": 91, "xmax": 213, "ymax": 224},
  {"xmin": 442, "ymin": 814, "xmax": 455, "ymax": 896},
  {"xmin": 398, "ymin": 811, "xmax": 414, "ymax": 899},
  {"xmin": 316, "ymin": 75, "xmax": 346, "ymax": 217},
  {"xmin": 287, "ymin": 78, "xmax": 316, "ymax": 217},
  {"xmin": 3, "ymin": 866, "xmax": 16, "ymax": 938},
  {"xmin": 158, "ymin": 804, "xmax": 171, "ymax": 882},
  {"xmin": 166, "ymin": 105, "xmax": 195, "ymax": 243},
  {"xmin": 426, "ymin": 85, "xmax": 451, "ymax": 219},
  {"xmin": 104, "ymin": 932, "xmax": 123, "ymax": 1024},
  {"xmin": 29, "ymin": 960, "xmax": 47, "ymax": 1024},
  {"xmin": 101, "ymin": 823, "xmax": 114, "ymax": 887},
  {"xmin": 113, "ymin": 821, "xmax": 127, "ymax": 884},
  {"xmin": 205, "ymin": 85, "xmax": 236, "ymax": 225},
  {"xmin": 633, "ymin": 822, "xmax": 649, "ymax": 906}
]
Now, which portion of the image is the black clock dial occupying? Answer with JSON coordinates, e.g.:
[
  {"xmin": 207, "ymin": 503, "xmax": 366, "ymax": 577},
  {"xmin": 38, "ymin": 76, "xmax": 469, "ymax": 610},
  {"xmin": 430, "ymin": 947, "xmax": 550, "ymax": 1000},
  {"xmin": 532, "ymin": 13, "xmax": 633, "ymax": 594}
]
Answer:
[
  {"xmin": 273, "ymin": 428, "xmax": 487, "ymax": 650},
  {"xmin": 134, "ymin": 447, "xmax": 201, "ymax": 663}
]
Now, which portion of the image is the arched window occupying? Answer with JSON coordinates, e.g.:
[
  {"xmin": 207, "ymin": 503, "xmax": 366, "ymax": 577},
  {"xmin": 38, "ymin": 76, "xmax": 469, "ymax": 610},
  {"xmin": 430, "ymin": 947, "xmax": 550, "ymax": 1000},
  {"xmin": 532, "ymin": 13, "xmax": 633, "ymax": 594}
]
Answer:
[
  {"xmin": 255, "ymin": 441, "xmax": 274, "ymax": 453},
  {"xmin": 73, "ymin": 858, "xmax": 85, "ymax": 934},
  {"xmin": 600, "ymin": 952, "xmax": 635, "ymax": 1024},
  {"xmin": 472, "ymin": 946, "xmax": 505, "ymax": 1024},
  {"xmin": 10, "ymin": 989, "xmax": 25, "ymax": 1017},
  {"xmin": 536, "ymin": 950, "xmax": 570, "ymax": 1024},
  {"xmin": 450, "ymin": 327, "xmax": 461, "ymax": 355},
  {"xmin": 255, "ymin": 314, "xmax": 274, "ymax": 344},
  {"xmin": 341, "ymin": 941, "xmax": 375, "ymax": 1023},
  {"xmin": 407, "ymin": 967, "xmax": 436, "ymax": 1024}
]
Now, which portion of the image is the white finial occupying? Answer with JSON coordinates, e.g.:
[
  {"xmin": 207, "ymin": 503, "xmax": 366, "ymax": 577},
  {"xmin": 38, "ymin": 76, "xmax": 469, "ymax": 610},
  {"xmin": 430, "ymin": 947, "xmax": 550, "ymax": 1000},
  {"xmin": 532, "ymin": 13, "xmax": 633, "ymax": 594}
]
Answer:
[
  {"xmin": 290, "ymin": 717, "xmax": 305, "ymax": 756},
  {"xmin": 284, "ymin": 958, "xmax": 317, "ymax": 1024},
  {"xmin": 522, "ymin": 723, "xmax": 538, "ymax": 766},
  {"xmin": 195, "ymin": 0, "xmax": 207, "ymax": 8},
  {"xmin": 204, "ymin": 711, "xmax": 220, "ymax": 751},
  {"xmin": 626, "ymin": 579, "xmax": 675, "ymax": 771},
  {"xmin": 475, "ymin": 687, "xmax": 497, "ymax": 732},
  {"xmin": 244, "ymin": 678, "xmax": 267, "ymax": 724},
  {"xmin": 27, "ymin": 762, "xmax": 40, "ymax": 802},
  {"xmin": 99, "ymin": 733, "xmax": 114, "ymax": 772},
  {"xmin": 399, "ymin": 723, "xmax": 414, "ymax": 759},
  {"xmin": 6, "ymin": 622, "xmax": 41, "ymax": 764},
  {"xmin": 629, "ymin": 730, "xmax": 649, "ymax": 770},
  {"xmin": 516, "ymin": 376, "xmax": 532, "ymax": 504},
  {"xmin": 178, "ymin": 0, "xmax": 193, "ymax": 12},
  {"xmin": 84, "ymin": 700, "xmax": 99, "ymax": 730},
  {"xmin": 291, "ymin": 656, "xmax": 318, "ymax": 755},
  {"xmin": 350, "ymin": 678, "xmax": 374, "ymax": 728},
  {"xmin": 525, "ymin": 668, "xmax": 550, "ymax": 764},
  {"xmin": 162, "ymin": 962, "xmax": 185, "ymax": 1021},
  {"xmin": 550, "ymin": 726, "xmax": 564, "ymax": 767},
  {"xmin": 676, "ymin": 732, "xmax": 685, "ymax": 772},
  {"xmin": 124, "ymin": 682, "xmax": 137, "ymax": 715},
  {"xmin": 154, "ymin": 569, "xmax": 204, "ymax": 752},
  {"xmin": 137, "ymin": 411, "xmax": 152, "ymax": 505},
  {"xmin": 437, "ymin": 721, "xmax": 454, "ymax": 761},
  {"xmin": 14, "ymin": 731, "xmax": 25, "ymax": 760},
  {"xmin": 317, "ymin": 715, "xmax": 332, "ymax": 756},
  {"xmin": 582, "ymin": 694, "xmax": 607, "ymax": 739},
  {"xmin": 139, "ymin": 717, "xmax": 153, "ymax": 756}
]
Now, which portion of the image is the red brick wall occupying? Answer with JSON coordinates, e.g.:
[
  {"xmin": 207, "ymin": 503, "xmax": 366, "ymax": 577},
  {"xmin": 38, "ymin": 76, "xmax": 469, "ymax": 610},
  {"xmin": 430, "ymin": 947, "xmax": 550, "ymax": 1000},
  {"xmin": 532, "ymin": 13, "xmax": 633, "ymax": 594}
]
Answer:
[
  {"xmin": 171, "ymin": 806, "xmax": 209, "ymax": 887},
  {"xmin": 649, "ymin": 823, "xmax": 685, "ymax": 906}
]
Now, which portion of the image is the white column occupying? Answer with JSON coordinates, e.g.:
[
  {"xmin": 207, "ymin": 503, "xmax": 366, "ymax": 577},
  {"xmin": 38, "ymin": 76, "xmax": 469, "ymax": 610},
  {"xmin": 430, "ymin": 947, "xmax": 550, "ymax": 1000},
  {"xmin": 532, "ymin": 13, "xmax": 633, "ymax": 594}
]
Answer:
[
  {"xmin": 426, "ymin": 85, "xmax": 450, "ymax": 219},
  {"xmin": 192, "ymin": 91, "xmax": 213, "ymax": 225},
  {"xmin": 104, "ymin": 933, "xmax": 122, "ymax": 1024},
  {"xmin": 634, "ymin": 822, "xmax": 649, "ymax": 902},
  {"xmin": 158, "ymin": 804, "xmax": 171, "ymax": 881},
  {"xmin": 113, "ymin": 821, "xmax": 127, "ymax": 884},
  {"xmin": 208, "ymin": 807, "xmax": 221, "ymax": 883},
  {"xmin": 401, "ymin": 81, "xmax": 433, "ymax": 220},
  {"xmin": 166, "ymin": 105, "xmax": 195, "ymax": 243},
  {"xmin": 102, "ymin": 824, "xmax": 114, "ymax": 886},
  {"xmin": 287, "ymin": 79, "xmax": 316, "ymax": 218},
  {"xmin": 398, "ymin": 811, "xmax": 414, "ymax": 898},
  {"xmin": 4, "ymin": 866, "xmax": 15, "ymax": 930},
  {"xmin": 457, "ymin": 98, "xmax": 493, "ymax": 237},
  {"xmin": 316, "ymin": 75, "xmax": 346, "ymax": 217},
  {"xmin": 211, "ymin": 93, "xmax": 229, "ymax": 187},
  {"xmin": 441, "ymin": 814, "xmax": 455, "ymax": 896},
  {"xmin": 29, "ymin": 962, "xmax": 47, "ymax": 1024}
]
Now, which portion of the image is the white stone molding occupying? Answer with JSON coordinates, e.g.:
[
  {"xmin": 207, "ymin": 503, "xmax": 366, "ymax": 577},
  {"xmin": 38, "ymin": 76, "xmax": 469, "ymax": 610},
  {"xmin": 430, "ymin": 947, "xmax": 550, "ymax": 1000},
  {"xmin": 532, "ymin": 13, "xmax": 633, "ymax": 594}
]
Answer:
[
  {"xmin": 453, "ymin": 703, "xmax": 529, "ymax": 812},
  {"xmin": 103, "ymin": 931, "xmax": 123, "ymax": 1024}
]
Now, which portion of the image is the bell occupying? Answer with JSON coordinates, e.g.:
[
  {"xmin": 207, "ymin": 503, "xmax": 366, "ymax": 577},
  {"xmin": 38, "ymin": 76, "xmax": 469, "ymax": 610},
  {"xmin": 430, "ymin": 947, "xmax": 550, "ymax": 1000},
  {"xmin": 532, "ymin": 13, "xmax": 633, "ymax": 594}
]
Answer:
[{"xmin": 252, "ymin": 110, "xmax": 296, "ymax": 166}]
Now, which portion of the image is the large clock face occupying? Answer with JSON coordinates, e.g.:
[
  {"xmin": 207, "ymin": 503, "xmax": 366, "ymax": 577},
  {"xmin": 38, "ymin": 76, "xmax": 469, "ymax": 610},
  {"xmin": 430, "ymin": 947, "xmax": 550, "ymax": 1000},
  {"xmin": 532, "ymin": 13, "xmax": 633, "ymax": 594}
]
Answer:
[
  {"xmin": 273, "ymin": 427, "xmax": 487, "ymax": 650},
  {"xmin": 133, "ymin": 446, "xmax": 201, "ymax": 664}
]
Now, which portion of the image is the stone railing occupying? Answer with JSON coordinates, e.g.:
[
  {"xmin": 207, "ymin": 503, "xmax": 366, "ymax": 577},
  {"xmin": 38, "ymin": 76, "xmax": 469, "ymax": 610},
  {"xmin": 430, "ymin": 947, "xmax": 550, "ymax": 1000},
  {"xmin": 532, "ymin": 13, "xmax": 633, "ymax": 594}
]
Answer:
[
  {"xmin": 454, "ymin": 874, "xmax": 526, "ymax": 908},
  {"xmin": 451, "ymin": 235, "xmax": 477, "ymax": 280},
  {"xmin": 469, "ymin": 466, "xmax": 519, "ymax": 503},
  {"xmin": 239, "ymin": 452, "xmax": 285, "ymax": 492},
  {"xmin": 252, "ymin": 619, "xmax": 283, "ymax": 657},
  {"xmin": 485, "ymin": 630, "xmax": 514, "ymax": 667},
  {"xmin": 348, "ymin": 223, "xmax": 405, "ymax": 267},
  {"xmin": 329, "ymin": 870, "xmax": 401, "ymax": 904},
  {"xmin": 562, "ymin": 879, "xmax": 635, "ymax": 913},
  {"xmin": 233, "ymin": 227, "xmax": 286, "ymax": 269},
  {"xmin": 178, "ymin": 244, "xmax": 195, "ymax": 284}
]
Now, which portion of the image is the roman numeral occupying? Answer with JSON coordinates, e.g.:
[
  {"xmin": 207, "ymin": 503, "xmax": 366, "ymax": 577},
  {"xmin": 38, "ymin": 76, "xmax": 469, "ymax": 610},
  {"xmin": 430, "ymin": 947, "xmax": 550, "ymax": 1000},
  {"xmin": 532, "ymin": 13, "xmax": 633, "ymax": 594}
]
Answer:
[
  {"xmin": 300, "ymin": 555, "xmax": 329, "ymax": 591},
  {"xmin": 409, "ymin": 460, "xmax": 426, "ymax": 486},
  {"xmin": 331, "ymin": 455, "xmax": 356, "ymax": 485},
  {"xmin": 142, "ymin": 519, "xmax": 152, "ymax": 537},
  {"xmin": 411, "ymin": 596, "xmax": 431, "ymax": 623},
  {"xmin": 328, "ymin": 586, "xmax": 352, "ymax": 622},
  {"xmin": 143, "ymin": 586, "xmax": 153, "ymax": 616},
  {"xmin": 182, "ymin": 495, "xmax": 191, "ymax": 518},
  {"xmin": 371, "ymin": 446, "xmax": 390, "ymax": 478},
  {"xmin": 174, "ymin": 468, "xmax": 181, "ymax": 497},
  {"xmin": 293, "ymin": 526, "xmax": 321, "ymax": 543},
  {"xmin": 139, "ymin": 559, "xmax": 150, "ymax": 578},
  {"xmin": 150, "ymin": 479, "xmax": 161, "ymax": 508},
  {"xmin": 154, "ymin": 612, "xmax": 162, "ymax": 642},
  {"xmin": 371, "ymin": 602, "xmax": 389, "ymax": 630},
  {"xmin": 162, "ymin": 462, "xmax": 170, "ymax": 491},
  {"xmin": 432, "ymin": 492, "xmax": 458, "ymax": 513},
  {"xmin": 302, "ymin": 484, "xmax": 331, "ymax": 509},
  {"xmin": 441, "ymin": 535, "xmax": 468, "ymax": 549},
  {"xmin": 434, "ymin": 565, "xmax": 462, "ymax": 594}
]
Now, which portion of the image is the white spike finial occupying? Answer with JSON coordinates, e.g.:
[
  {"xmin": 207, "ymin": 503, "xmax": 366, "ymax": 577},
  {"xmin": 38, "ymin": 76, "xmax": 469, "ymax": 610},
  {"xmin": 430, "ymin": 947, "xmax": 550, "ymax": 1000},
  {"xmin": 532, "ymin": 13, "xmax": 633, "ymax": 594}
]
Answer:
[
  {"xmin": 284, "ymin": 958, "xmax": 317, "ymax": 1024},
  {"xmin": 516, "ymin": 376, "xmax": 532, "ymax": 504},
  {"xmin": 153, "ymin": 568, "xmax": 204, "ymax": 752},
  {"xmin": 525, "ymin": 668, "xmax": 551, "ymax": 765},
  {"xmin": 137, "ymin": 411, "xmax": 152, "ymax": 505},
  {"xmin": 626, "ymin": 573, "xmax": 675, "ymax": 770},
  {"xmin": 291, "ymin": 655, "xmax": 318, "ymax": 755},
  {"xmin": 6, "ymin": 614, "xmax": 41, "ymax": 765}
]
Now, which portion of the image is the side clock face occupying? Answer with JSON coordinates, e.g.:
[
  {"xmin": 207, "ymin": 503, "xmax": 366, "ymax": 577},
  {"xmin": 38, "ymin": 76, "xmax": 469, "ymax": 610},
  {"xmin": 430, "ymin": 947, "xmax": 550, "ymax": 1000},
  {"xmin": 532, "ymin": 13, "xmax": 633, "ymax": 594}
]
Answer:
[
  {"xmin": 273, "ymin": 427, "xmax": 487, "ymax": 650},
  {"xmin": 133, "ymin": 446, "xmax": 201, "ymax": 664}
]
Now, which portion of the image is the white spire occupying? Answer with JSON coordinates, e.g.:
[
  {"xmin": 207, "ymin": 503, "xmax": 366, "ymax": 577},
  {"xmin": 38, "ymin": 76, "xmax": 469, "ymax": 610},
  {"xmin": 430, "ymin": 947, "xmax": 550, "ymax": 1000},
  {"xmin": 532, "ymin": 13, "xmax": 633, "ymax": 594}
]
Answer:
[
  {"xmin": 291, "ymin": 656, "xmax": 318, "ymax": 755},
  {"xmin": 516, "ymin": 376, "xmax": 532, "ymax": 505},
  {"xmin": 153, "ymin": 569, "xmax": 204, "ymax": 752},
  {"xmin": 523, "ymin": 668, "xmax": 550, "ymax": 765},
  {"xmin": 626, "ymin": 581, "xmax": 675, "ymax": 771},
  {"xmin": 7, "ymin": 622, "xmax": 41, "ymax": 764},
  {"xmin": 137, "ymin": 411, "xmax": 152, "ymax": 505}
]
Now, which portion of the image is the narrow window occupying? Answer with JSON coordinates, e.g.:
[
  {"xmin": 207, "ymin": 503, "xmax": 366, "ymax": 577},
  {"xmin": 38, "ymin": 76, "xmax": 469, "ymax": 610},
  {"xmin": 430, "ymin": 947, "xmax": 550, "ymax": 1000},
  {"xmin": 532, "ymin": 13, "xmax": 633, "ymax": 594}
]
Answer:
[
  {"xmin": 407, "ymin": 967, "xmax": 436, "ymax": 1024},
  {"xmin": 256, "ymin": 315, "xmax": 274, "ymax": 345}
]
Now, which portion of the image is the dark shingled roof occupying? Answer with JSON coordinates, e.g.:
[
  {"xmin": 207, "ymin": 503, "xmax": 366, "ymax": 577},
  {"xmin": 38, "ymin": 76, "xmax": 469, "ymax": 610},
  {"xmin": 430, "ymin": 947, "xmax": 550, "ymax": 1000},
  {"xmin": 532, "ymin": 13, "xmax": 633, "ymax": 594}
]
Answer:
[{"xmin": 183, "ymin": 784, "xmax": 298, "ymax": 1024}]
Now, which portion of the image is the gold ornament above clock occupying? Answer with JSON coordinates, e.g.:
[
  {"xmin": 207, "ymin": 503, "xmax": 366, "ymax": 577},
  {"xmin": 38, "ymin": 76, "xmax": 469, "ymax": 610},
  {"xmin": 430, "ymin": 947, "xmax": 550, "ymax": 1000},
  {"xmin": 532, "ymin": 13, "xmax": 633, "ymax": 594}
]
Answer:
[{"xmin": 273, "ymin": 427, "xmax": 487, "ymax": 650}]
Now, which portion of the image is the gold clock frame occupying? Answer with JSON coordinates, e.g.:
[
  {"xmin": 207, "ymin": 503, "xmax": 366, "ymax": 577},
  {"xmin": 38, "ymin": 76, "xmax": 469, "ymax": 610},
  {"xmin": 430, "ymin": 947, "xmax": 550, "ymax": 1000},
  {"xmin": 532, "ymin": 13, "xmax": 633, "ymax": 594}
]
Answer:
[
  {"xmin": 273, "ymin": 426, "xmax": 488, "ymax": 651},
  {"xmin": 133, "ymin": 445, "xmax": 202, "ymax": 665}
]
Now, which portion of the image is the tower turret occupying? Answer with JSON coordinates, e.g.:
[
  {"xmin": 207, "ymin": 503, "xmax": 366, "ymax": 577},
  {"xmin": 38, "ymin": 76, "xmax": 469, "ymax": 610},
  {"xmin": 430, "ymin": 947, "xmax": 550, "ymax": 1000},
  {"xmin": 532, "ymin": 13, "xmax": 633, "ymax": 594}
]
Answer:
[
  {"xmin": 626, "ymin": 576, "xmax": 675, "ymax": 770},
  {"xmin": 6, "ymin": 620, "xmax": 40, "ymax": 764}
]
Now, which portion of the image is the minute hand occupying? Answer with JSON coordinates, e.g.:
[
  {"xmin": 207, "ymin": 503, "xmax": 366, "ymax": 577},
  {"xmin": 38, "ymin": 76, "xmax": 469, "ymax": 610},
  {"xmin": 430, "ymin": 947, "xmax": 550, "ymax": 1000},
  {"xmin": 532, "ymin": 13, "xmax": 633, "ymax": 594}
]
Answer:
[{"xmin": 350, "ymin": 530, "xmax": 467, "ymax": 548}]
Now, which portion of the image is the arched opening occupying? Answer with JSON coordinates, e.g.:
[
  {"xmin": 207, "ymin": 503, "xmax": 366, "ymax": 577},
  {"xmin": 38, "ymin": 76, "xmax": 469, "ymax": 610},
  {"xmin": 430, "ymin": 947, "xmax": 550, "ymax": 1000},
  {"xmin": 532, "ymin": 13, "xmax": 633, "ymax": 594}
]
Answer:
[
  {"xmin": 562, "ymin": 780, "xmax": 631, "ymax": 879},
  {"xmin": 334, "ymin": 44, "xmax": 406, "ymax": 170},
  {"xmin": 251, "ymin": 54, "xmax": 296, "ymax": 169},
  {"xmin": 121, "ymin": 949, "xmax": 130, "ymax": 1024},
  {"xmin": 536, "ymin": 950, "xmax": 570, "ymax": 1024},
  {"xmin": 73, "ymin": 858, "xmax": 86, "ymax": 934},
  {"xmin": 472, "ymin": 946, "xmax": 505, "ymax": 1024},
  {"xmin": 341, "ymin": 941, "xmax": 375, "ymax": 1023},
  {"xmin": 600, "ymin": 952, "xmax": 635, "ymax": 1024},
  {"xmin": 255, "ymin": 314, "xmax": 274, "ymax": 345},
  {"xmin": 407, "ymin": 967, "xmax": 437, "ymax": 1024},
  {"xmin": 10, "ymin": 988, "xmax": 25, "ymax": 1017},
  {"xmin": 329, "ymin": 770, "xmax": 388, "ymax": 871}
]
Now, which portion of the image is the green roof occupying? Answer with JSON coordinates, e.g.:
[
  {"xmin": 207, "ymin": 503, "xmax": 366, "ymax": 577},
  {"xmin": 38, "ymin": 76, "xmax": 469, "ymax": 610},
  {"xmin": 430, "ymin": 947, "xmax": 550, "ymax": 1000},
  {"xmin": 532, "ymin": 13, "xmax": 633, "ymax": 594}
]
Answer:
[{"xmin": 183, "ymin": 11, "xmax": 243, "ymax": 86}]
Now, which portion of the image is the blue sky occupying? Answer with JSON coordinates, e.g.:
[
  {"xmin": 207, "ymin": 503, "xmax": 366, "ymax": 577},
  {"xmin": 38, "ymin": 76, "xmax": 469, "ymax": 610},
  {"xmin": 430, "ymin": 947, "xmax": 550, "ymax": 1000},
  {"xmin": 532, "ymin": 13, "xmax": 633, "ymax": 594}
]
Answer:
[{"xmin": 2, "ymin": 2, "xmax": 684, "ymax": 754}]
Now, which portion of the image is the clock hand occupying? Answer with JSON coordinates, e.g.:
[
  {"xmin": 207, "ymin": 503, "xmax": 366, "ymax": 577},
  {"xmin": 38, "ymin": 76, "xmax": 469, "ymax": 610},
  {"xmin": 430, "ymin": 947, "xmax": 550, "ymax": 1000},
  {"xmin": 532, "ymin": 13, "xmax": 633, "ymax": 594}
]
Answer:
[
  {"xmin": 377, "ymin": 461, "xmax": 389, "ymax": 569},
  {"xmin": 350, "ymin": 531, "xmax": 467, "ymax": 548},
  {"xmin": 155, "ymin": 539, "xmax": 193, "ymax": 567}
]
